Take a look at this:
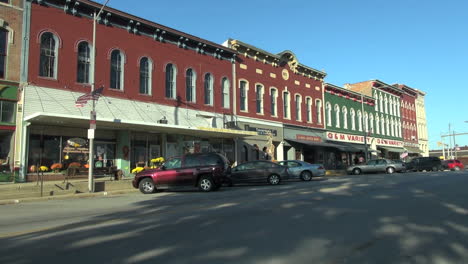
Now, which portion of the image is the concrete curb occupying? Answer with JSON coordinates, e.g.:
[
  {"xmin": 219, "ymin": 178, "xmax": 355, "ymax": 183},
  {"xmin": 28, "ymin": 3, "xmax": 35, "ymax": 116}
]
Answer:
[{"xmin": 0, "ymin": 188, "xmax": 139, "ymax": 205}]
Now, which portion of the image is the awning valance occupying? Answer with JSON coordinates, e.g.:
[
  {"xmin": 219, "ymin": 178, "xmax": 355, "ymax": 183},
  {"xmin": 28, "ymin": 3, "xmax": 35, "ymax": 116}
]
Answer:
[
  {"xmin": 286, "ymin": 139, "xmax": 345, "ymax": 150},
  {"xmin": 378, "ymin": 146, "xmax": 405, "ymax": 153},
  {"xmin": 404, "ymin": 146, "xmax": 422, "ymax": 154}
]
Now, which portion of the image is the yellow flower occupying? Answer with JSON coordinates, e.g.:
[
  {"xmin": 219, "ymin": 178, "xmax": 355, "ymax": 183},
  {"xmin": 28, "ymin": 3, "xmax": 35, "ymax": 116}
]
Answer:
[
  {"xmin": 131, "ymin": 167, "xmax": 145, "ymax": 174},
  {"xmin": 151, "ymin": 157, "xmax": 165, "ymax": 163},
  {"xmin": 39, "ymin": 166, "xmax": 49, "ymax": 172}
]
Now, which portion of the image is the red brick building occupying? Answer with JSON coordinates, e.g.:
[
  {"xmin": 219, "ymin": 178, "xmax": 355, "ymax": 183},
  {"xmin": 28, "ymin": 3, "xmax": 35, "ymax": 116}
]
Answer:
[{"xmin": 394, "ymin": 84, "xmax": 420, "ymax": 158}]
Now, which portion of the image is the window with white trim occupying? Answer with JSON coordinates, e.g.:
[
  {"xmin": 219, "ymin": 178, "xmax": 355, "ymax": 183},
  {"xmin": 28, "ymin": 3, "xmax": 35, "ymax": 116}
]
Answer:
[
  {"xmin": 139, "ymin": 57, "xmax": 152, "ymax": 95},
  {"xmin": 381, "ymin": 115, "xmax": 386, "ymax": 135},
  {"xmin": 240, "ymin": 80, "xmax": 248, "ymax": 111},
  {"xmin": 204, "ymin": 73, "xmax": 213, "ymax": 105},
  {"xmin": 165, "ymin": 63, "xmax": 177, "ymax": 98},
  {"xmin": 315, "ymin": 99, "xmax": 322, "ymax": 124},
  {"xmin": 77, "ymin": 41, "xmax": 91, "ymax": 84},
  {"xmin": 221, "ymin": 77, "xmax": 230, "ymax": 108},
  {"xmin": 110, "ymin": 49, "xmax": 124, "ymax": 90},
  {"xmin": 270, "ymin": 88, "xmax": 278, "ymax": 117},
  {"xmin": 39, "ymin": 32, "xmax": 58, "ymax": 78},
  {"xmin": 256, "ymin": 84, "xmax": 264, "ymax": 114},
  {"xmin": 357, "ymin": 110, "xmax": 362, "ymax": 131},
  {"xmin": 342, "ymin": 106, "xmax": 348, "ymax": 129},
  {"xmin": 369, "ymin": 114, "xmax": 374, "ymax": 134},
  {"xmin": 295, "ymin": 95, "xmax": 302, "ymax": 121},
  {"xmin": 306, "ymin": 97, "xmax": 312, "ymax": 123},
  {"xmin": 375, "ymin": 116, "xmax": 380, "ymax": 134},
  {"xmin": 350, "ymin": 108, "xmax": 356, "ymax": 130},
  {"xmin": 283, "ymin": 91, "xmax": 290, "ymax": 119},
  {"xmin": 326, "ymin": 102, "xmax": 332, "ymax": 126},
  {"xmin": 334, "ymin": 104, "xmax": 340, "ymax": 128},
  {"xmin": 185, "ymin": 68, "xmax": 196, "ymax": 102},
  {"xmin": 0, "ymin": 100, "xmax": 15, "ymax": 123}
]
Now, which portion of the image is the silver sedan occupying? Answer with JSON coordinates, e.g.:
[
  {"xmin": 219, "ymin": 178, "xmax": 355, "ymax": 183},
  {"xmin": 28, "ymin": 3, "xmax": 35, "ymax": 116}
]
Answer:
[{"xmin": 278, "ymin": 160, "xmax": 326, "ymax": 181}]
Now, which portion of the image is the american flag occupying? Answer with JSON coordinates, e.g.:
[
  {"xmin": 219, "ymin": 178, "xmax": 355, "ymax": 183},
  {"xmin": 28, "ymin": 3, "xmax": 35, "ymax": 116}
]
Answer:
[{"xmin": 75, "ymin": 86, "xmax": 104, "ymax": 107}]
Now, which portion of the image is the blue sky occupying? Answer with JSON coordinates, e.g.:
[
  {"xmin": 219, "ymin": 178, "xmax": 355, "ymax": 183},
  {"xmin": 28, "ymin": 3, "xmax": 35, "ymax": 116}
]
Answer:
[{"xmin": 107, "ymin": 0, "xmax": 468, "ymax": 150}]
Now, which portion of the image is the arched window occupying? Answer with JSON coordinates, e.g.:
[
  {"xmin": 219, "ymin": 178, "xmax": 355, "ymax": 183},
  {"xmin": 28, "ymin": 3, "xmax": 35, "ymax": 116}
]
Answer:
[
  {"xmin": 384, "ymin": 95, "xmax": 388, "ymax": 113},
  {"xmin": 0, "ymin": 28, "xmax": 7, "ymax": 79},
  {"xmin": 270, "ymin": 88, "xmax": 278, "ymax": 117},
  {"xmin": 379, "ymin": 93, "xmax": 383, "ymax": 112},
  {"xmin": 375, "ymin": 116, "xmax": 380, "ymax": 134},
  {"xmin": 369, "ymin": 114, "xmax": 374, "ymax": 134},
  {"xmin": 350, "ymin": 108, "xmax": 356, "ymax": 130},
  {"xmin": 374, "ymin": 91, "xmax": 379, "ymax": 111},
  {"xmin": 283, "ymin": 91, "xmax": 290, "ymax": 119},
  {"xmin": 342, "ymin": 106, "xmax": 348, "ymax": 129},
  {"xmin": 326, "ymin": 102, "xmax": 332, "ymax": 126},
  {"xmin": 204, "ymin": 73, "xmax": 213, "ymax": 105},
  {"xmin": 364, "ymin": 112, "xmax": 368, "ymax": 132},
  {"xmin": 306, "ymin": 97, "xmax": 312, "ymax": 123},
  {"xmin": 110, "ymin": 49, "xmax": 124, "ymax": 90},
  {"xmin": 334, "ymin": 104, "xmax": 340, "ymax": 128},
  {"xmin": 389, "ymin": 98, "xmax": 394, "ymax": 115},
  {"xmin": 256, "ymin": 84, "xmax": 264, "ymax": 114},
  {"xmin": 221, "ymin": 77, "xmax": 230, "ymax": 108},
  {"xmin": 295, "ymin": 94, "xmax": 302, "ymax": 121},
  {"xmin": 386, "ymin": 117, "xmax": 390, "ymax": 136},
  {"xmin": 39, "ymin": 32, "xmax": 58, "ymax": 78},
  {"xmin": 357, "ymin": 110, "xmax": 362, "ymax": 131},
  {"xmin": 165, "ymin": 63, "xmax": 176, "ymax": 98},
  {"xmin": 185, "ymin": 68, "xmax": 196, "ymax": 102},
  {"xmin": 77, "ymin": 41, "xmax": 90, "ymax": 83},
  {"xmin": 240, "ymin": 80, "xmax": 248, "ymax": 112},
  {"xmin": 315, "ymin": 99, "xmax": 322, "ymax": 124},
  {"xmin": 139, "ymin": 57, "xmax": 152, "ymax": 95},
  {"xmin": 381, "ymin": 114, "xmax": 386, "ymax": 135}
]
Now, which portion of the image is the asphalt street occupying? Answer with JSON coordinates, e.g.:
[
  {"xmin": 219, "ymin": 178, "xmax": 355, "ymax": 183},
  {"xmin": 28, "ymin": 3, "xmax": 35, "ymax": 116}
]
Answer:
[{"xmin": 1, "ymin": 171, "xmax": 468, "ymax": 264}]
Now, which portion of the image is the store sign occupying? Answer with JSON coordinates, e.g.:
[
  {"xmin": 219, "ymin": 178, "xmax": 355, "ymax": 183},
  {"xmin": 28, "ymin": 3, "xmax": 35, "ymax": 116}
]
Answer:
[
  {"xmin": 326, "ymin": 132, "xmax": 404, "ymax": 147},
  {"xmin": 296, "ymin": 134, "xmax": 322, "ymax": 142},
  {"xmin": 245, "ymin": 126, "xmax": 278, "ymax": 136}
]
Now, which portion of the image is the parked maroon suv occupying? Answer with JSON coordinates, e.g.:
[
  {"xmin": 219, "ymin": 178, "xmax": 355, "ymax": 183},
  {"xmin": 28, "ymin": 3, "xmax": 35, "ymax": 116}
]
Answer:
[{"xmin": 132, "ymin": 153, "xmax": 231, "ymax": 194}]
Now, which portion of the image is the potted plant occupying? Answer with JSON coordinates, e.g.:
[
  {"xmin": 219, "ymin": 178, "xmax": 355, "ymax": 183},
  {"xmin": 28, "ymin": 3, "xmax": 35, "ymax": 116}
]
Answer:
[
  {"xmin": 150, "ymin": 157, "xmax": 165, "ymax": 169},
  {"xmin": 50, "ymin": 163, "xmax": 63, "ymax": 173}
]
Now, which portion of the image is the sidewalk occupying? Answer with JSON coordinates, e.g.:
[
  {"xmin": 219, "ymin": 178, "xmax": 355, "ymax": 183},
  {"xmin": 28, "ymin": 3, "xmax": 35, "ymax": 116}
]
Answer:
[
  {"xmin": 0, "ymin": 170, "xmax": 348, "ymax": 205},
  {"xmin": 0, "ymin": 177, "xmax": 137, "ymax": 205}
]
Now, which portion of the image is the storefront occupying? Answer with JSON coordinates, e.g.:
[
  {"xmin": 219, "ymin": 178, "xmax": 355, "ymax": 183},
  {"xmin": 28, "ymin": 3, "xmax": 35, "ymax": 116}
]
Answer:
[
  {"xmin": 325, "ymin": 131, "xmax": 376, "ymax": 168},
  {"xmin": 283, "ymin": 126, "xmax": 346, "ymax": 169},
  {"xmin": 237, "ymin": 120, "xmax": 283, "ymax": 163},
  {"xmin": 375, "ymin": 138, "xmax": 405, "ymax": 160},
  {"xmin": 0, "ymin": 82, "xmax": 17, "ymax": 175}
]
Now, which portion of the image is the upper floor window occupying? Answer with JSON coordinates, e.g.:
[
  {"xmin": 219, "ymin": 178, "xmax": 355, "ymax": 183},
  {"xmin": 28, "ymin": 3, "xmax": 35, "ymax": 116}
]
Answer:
[
  {"xmin": 0, "ymin": 28, "xmax": 7, "ymax": 79},
  {"xmin": 381, "ymin": 115, "xmax": 386, "ymax": 135},
  {"xmin": 374, "ymin": 92, "xmax": 379, "ymax": 111},
  {"xmin": 350, "ymin": 108, "xmax": 356, "ymax": 130},
  {"xmin": 185, "ymin": 68, "xmax": 196, "ymax": 103},
  {"xmin": 283, "ymin": 91, "xmax": 290, "ymax": 119},
  {"xmin": 295, "ymin": 95, "xmax": 302, "ymax": 121},
  {"xmin": 0, "ymin": 100, "xmax": 15, "ymax": 123},
  {"xmin": 139, "ymin": 57, "xmax": 151, "ymax": 95},
  {"xmin": 110, "ymin": 49, "xmax": 124, "ymax": 90},
  {"xmin": 357, "ymin": 110, "xmax": 362, "ymax": 131},
  {"xmin": 39, "ymin": 32, "xmax": 58, "ymax": 78},
  {"xmin": 375, "ymin": 116, "xmax": 380, "ymax": 134},
  {"xmin": 379, "ymin": 93, "xmax": 383, "ymax": 113},
  {"xmin": 315, "ymin": 99, "xmax": 322, "ymax": 124},
  {"xmin": 306, "ymin": 97, "xmax": 312, "ymax": 123},
  {"xmin": 256, "ymin": 84, "xmax": 264, "ymax": 114},
  {"xmin": 240, "ymin": 80, "xmax": 248, "ymax": 112},
  {"xmin": 369, "ymin": 114, "xmax": 374, "ymax": 134},
  {"xmin": 76, "ymin": 42, "xmax": 91, "ymax": 84},
  {"xmin": 334, "ymin": 104, "xmax": 340, "ymax": 128},
  {"xmin": 165, "ymin": 63, "xmax": 176, "ymax": 99},
  {"xmin": 204, "ymin": 73, "xmax": 213, "ymax": 105},
  {"xmin": 342, "ymin": 106, "xmax": 348, "ymax": 129},
  {"xmin": 325, "ymin": 102, "xmax": 332, "ymax": 126},
  {"xmin": 270, "ymin": 88, "xmax": 277, "ymax": 117},
  {"xmin": 221, "ymin": 77, "xmax": 230, "ymax": 109},
  {"xmin": 384, "ymin": 95, "xmax": 389, "ymax": 113}
]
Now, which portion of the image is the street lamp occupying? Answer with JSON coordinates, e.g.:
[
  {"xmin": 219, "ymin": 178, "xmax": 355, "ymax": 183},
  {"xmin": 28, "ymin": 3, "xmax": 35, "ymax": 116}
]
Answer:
[{"xmin": 88, "ymin": 0, "xmax": 110, "ymax": 193}]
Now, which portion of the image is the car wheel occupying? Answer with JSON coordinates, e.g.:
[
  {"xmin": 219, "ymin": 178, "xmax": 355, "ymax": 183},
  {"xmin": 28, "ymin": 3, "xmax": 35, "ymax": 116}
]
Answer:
[
  {"xmin": 387, "ymin": 167, "xmax": 395, "ymax": 174},
  {"xmin": 454, "ymin": 166, "xmax": 461, "ymax": 171},
  {"xmin": 139, "ymin": 178, "xmax": 156, "ymax": 194},
  {"xmin": 300, "ymin": 171, "xmax": 313, "ymax": 181},
  {"xmin": 198, "ymin": 175, "xmax": 214, "ymax": 192},
  {"xmin": 268, "ymin": 174, "xmax": 281, "ymax": 185},
  {"xmin": 352, "ymin": 168, "xmax": 361, "ymax": 175}
]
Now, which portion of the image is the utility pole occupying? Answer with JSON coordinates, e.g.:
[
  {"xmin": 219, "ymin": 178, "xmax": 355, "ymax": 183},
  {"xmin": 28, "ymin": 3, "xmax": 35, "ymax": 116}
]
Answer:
[{"xmin": 88, "ymin": 0, "xmax": 110, "ymax": 193}]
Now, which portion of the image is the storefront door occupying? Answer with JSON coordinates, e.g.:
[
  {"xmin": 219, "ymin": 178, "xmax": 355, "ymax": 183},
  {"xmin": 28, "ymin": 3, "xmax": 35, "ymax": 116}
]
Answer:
[{"xmin": 95, "ymin": 142, "xmax": 116, "ymax": 168}]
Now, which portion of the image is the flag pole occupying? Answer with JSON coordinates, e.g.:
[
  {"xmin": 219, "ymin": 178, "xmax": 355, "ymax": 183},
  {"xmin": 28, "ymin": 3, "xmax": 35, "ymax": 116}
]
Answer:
[{"xmin": 89, "ymin": 0, "xmax": 110, "ymax": 193}]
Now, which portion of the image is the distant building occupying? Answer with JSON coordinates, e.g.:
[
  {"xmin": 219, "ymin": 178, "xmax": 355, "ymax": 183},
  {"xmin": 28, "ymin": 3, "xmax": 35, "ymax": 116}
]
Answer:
[{"xmin": 429, "ymin": 146, "xmax": 468, "ymax": 165}]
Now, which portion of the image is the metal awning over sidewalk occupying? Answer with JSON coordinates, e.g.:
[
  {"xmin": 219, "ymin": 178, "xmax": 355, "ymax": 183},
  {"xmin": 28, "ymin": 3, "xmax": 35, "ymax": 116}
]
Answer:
[
  {"xmin": 24, "ymin": 113, "xmax": 257, "ymax": 138},
  {"xmin": 378, "ymin": 146, "xmax": 405, "ymax": 153},
  {"xmin": 404, "ymin": 146, "xmax": 422, "ymax": 154},
  {"xmin": 286, "ymin": 139, "xmax": 347, "ymax": 151}
]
